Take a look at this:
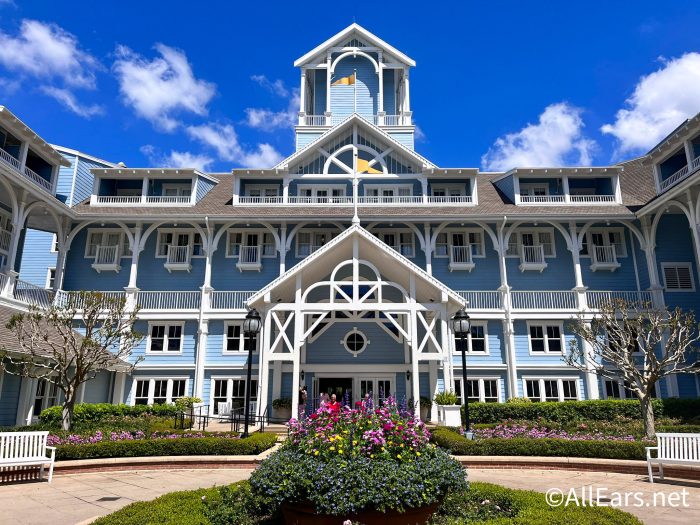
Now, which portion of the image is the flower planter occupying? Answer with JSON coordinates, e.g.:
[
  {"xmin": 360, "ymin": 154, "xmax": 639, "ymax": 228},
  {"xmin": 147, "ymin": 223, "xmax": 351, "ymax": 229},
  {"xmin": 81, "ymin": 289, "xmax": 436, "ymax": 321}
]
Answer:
[
  {"xmin": 273, "ymin": 407, "xmax": 292, "ymax": 422},
  {"xmin": 282, "ymin": 499, "xmax": 442, "ymax": 525},
  {"xmin": 437, "ymin": 404, "xmax": 462, "ymax": 427}
]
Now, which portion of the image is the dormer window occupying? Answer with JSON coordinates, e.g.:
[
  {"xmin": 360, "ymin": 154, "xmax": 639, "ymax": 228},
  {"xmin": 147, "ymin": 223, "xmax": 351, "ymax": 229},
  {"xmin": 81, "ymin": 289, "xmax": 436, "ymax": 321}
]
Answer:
[
  {"xmin": 162, "ymin": 184, "xmax": 191, "ymax": 197},
  {"xmin": 296, "ymin": 231, "xmax": 335, "ymax": 257},
  {"xmin": 297, "ymin": 185, "xmax": 348, "ymax": 203}
]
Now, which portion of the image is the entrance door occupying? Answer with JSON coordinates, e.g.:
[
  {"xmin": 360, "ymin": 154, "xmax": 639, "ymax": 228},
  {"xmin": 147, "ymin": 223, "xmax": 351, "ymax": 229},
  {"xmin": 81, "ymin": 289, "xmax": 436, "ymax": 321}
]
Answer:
[
  {"xmin": 359, "ymin": 378, "xmax": 393, "ymax": 406},
  {"xmin": 318, "ymin": 377, "xmax": 352, "ymax": 406}
]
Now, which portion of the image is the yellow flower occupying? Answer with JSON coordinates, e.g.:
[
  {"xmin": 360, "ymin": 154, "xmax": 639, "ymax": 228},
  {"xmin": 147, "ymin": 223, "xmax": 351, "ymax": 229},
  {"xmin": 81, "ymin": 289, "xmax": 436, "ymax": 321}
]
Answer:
[
  {"xmin": 352, "ymin": 440, "xmax": 358, "ymax": 446},
  {"xmin": 416, "ymin": 451, "xmax": 421, "ymax": 456},
  {"xmin": 397, "ymin": 454, "xmax": 402, "ymax": 459},
  {"xmin": 338, "ymin": 449, "xmax": 343, "ymax": 454},
  {"xmin": 330, "ymin": 446, "xmax": 335, "ymax": 451},
  {"xmin": 314, "ymin": 450, "xmax": 319, "ymax": 456}
]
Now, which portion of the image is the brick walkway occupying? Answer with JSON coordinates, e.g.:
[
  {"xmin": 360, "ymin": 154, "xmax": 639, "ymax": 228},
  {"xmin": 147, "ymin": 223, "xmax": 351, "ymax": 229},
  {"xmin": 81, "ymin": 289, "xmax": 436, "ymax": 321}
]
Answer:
[{"xmin": 0, "ymin": 467, "xmax": 698, "ymax": 524}]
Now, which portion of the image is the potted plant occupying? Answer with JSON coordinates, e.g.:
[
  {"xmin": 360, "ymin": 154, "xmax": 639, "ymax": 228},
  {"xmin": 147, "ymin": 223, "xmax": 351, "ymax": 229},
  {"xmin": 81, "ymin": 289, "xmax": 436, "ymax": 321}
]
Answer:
[
  {"xmin": 272, "ymin": 397, "xmax": 292, "ymax": 421},
  {"xmin": 247, "ymin": 398, "xmax": 467, "ymax": 524},
  {"xmin": 419, "ymin": 396, "xmax": 433, "ymax": 421},
  {"xmin": 434, "ymin": 390, "xmax": 461, "ymax": 427}
]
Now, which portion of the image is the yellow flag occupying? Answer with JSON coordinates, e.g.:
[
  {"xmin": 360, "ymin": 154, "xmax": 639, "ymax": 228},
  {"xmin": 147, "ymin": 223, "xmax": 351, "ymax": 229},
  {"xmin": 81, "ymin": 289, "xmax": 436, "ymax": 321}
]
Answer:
[
  {"xmin": 332, "ymin": 72, "xmax": 355, "ymax": 86},
  {"xmin": 357, "ymin": 158, "xmax": 382, "ymax": 174}
]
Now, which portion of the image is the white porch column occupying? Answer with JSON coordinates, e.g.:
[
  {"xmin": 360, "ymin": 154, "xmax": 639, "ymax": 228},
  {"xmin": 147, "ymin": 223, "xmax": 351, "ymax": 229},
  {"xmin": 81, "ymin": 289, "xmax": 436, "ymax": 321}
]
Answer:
[
  {"xmin": 258, "ymin": 308, "xmax": 272, "ymax": 418},
  {"xmin": 291, "ymin": 275, "xmax": 303, "ymax": 419},
  {"xmin": 18, "ymin": 142, "xmax": 29, "ymax": 173},
  {"xmin": 6, "ymin": 203, "xmax": 26, "ymax": 272},
  {"xmin": 420, "ymin": 177, "xmax": 428, "ymax": 204},
  {"xmin": 112, "ymin": 372, "xmax": 127, "ymax": 404},
  {"xmin": 233, "ymin": 175, "xmax": 241, "ymax": 204},
  {"xmin": 684, "ymin": 140, "xmax": 695, "ymax": 167},
  {"xmin": 325, "ymin": 54, "xmax": 332, "ymax": 115},
  {"xmin": 402, "ymin": 68, "xmax": 411, "ymax": 113},
  {"xmin": 568, "ymin": 222, "xmax": 587, "ymax": 309},
  {"xmin": 125, "ymin": 225, "xmax": 142, "ymax": 310},
  {"xmin": 424, "ymin": 223, "xmax": 432, "ymax": 275},
  {"xmin": 409, "ymin": 274, "xmax": 420, "ymax": 412},
  {"xmin": 279, "ymin": 224, "xmax": 287, "ymax": 275},
  {"xmin": 562, "ymin": 176, "xmax": 571, "ymax": 203},
  {"xmin": 282, "ymin": 176, "xmax": 290, "ymax": 204},
  {"xmin": 581, "ymin": 322, "xmax": 600, "ymax": 399},
  {"xmin": 141, "ymin": 177, "xmax": 149, "ymax": 204},
  {"xmin": 15, "ymin": 377, "xmax": 37, "ymax": 426},
  {"xmin": 438, "ymin": 303, "xmax": 451, "ymax": 422},
  {"xmin": 53, "ymin": 240, "xmax": 68, "ymax": 292},
  {"xmin": 497, "ymin": 227, "xmax": 518, "ymax": 398},
  {"xmin": 299, "ymin": 69, "xmax": 307, "ymax": 115},
  {"xmin": 641, "ymin": 216, "xmax": 665, "ymax": 308},
  {"xmin": 194, "ymin": 319, "xmax": 208, "ymax": 400},
  {"xmin": 377, "ymin": 52, "xmax": 384, "ymax": 116}
]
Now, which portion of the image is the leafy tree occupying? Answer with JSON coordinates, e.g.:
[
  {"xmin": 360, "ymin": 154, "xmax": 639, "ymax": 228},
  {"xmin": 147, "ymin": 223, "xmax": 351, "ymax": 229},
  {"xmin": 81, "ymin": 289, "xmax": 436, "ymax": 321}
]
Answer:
[
  {"xmin": 565, "ymin": 299, "xmax": 700, "ymax": 439},
  {"xmin": 1, "ymin": 292, "xmax": 142, "ymax": 430}
]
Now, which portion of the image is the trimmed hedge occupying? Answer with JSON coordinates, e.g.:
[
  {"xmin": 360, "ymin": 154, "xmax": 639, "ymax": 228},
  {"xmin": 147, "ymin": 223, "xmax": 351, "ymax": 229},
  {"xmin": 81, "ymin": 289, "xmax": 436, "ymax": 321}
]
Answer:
[
  {"xmin": 55, "ymin": 432, "xmax": 278, "ymax": 461},
  {"xmin": 40, "ymin": 403, "xmax": 180, "ymax": 426},
  {"xmin": 90, "ymin": 480, "xmax": 642, "ymax": 525},
  {"xmin": 431, "ymin": 427, "xmax": 647, "ymax": 460},
  {"xmin": 468, "ymin": 398, "xmax": 700, "ymax": 424}
]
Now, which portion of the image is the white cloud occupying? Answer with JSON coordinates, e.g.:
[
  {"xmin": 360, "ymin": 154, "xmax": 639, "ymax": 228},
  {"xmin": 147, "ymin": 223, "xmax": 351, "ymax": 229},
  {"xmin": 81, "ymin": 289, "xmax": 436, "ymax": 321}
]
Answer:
[
  {"xmin": 0, "ymin": 19, "xmax": 99, "ymax": 88},
  {"xmin": 251, "ymin": 74, "xmax": 289, "ymax": 97},
  {"xmin": 245, "ymin": 75, "xmax": 299, "ymax": 132},
  {"xmin": 113, "ymin": 43, "xmax": 216, "ymax": 132},
  {"xmin": 186, "ymin": 122, "xmax": 283, "ymax": 168},
  {"xmin": 414, "ymin": 124, "xmax": 427, "ymax": 143},
  {"xmin": 39, "ymin": 86, "xmax": 104, "ymax": 118},
  {"xmin": 140, "ymin": 144, "xmax": 214, "ymax": 172},
  {"xmin": 601, "ymin": 53, "xmax": 700, "ymax": 155},
  {"xmin": 481, "ymin": 103, "xmax": 596, "ymax": 171}
]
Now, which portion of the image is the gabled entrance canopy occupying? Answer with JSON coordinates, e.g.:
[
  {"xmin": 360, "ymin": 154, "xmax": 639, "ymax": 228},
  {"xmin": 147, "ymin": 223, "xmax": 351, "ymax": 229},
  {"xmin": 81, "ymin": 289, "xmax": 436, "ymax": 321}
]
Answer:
[{"xmin": 247, "ymin": 224, "xmax": 464, "ymax": 309}]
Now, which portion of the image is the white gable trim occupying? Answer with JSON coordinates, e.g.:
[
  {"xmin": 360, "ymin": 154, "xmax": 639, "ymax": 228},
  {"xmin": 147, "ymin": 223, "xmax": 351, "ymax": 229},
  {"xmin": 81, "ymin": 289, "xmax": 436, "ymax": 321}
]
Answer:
[{"xmin": 247, "ymin": 224, "xmax": 465, "ymax": 307}]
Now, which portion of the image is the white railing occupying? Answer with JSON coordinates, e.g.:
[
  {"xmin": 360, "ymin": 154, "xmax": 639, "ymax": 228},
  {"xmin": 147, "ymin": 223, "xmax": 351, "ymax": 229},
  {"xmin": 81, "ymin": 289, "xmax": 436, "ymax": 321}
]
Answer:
[
  {"xmin": 0, "ymin": 272, "xmax": 8, "ymax": 293},
  {"xmin": 23, "ymin": 165, "xmax": 52, "ymax": 192},
  {"xmin": 137, "ymin": 291, "xmax": 201, "ymax": 310},
  {"xmin": 521, "ymin": 245, "xmax": 545, "ymax": 264},
  {"xmin": 301, "ymin": 115, "xmax": 328, "ymax": 126},
  {"xmin": 450, "ymin": 245, "xmax": 473, "ymax": 265},
  {"xmin": 94, "ymin": 245, "xmax": 120, "ymax": 266},
  {"xmin": 0, "ymin": 146, "xmax": 20, "ymax": 170},
  {"xmin": 592, "ymin": 245, "xmax": 617, "ymax": 265},
  {"xmin": 357, "ymin": 195, "xmax": 423, "ymax": 204},
  {"xmin": 457, "ymin": 291, "xmax": 502, "ymax": 309},
  {"xmin": 146, "ymin": 196, "xmax": 191, "ymax": 204},
  {"xmin": 238, "ymin": 196, "xmax": 285, "ymax": 204},
  {"xmin": 53, "ymin": 290, "xmax": 126, "ymax": 309},
  {"xmin": 95, "ymin": 196, "xmax": 142, "ymax": 204},
  {"xmin": 287, "ymin": 196, "xmax": 353, "ymax": 205},
  {"xmin": 239, "ymin": 246, "xmax": 261, "ymax": 265},
  {"xmin": 569, "ymin": 194, "xmax": 616, "ymax": 203},
  {"xmin": 586, "ymin": 290, "xmax": 653, "ymax": 309},
  {"xmin": 13, "ymin": 278, "xmax": 55, "ymax": 308},
  {"xmin": 426, "ymin": 195, "xmax": 473, "ymax": 204},
  {"xmin": 381, "ymin": 114, "xmax": 409, "ymax": 126},
  {"xmin": 167, "ymin": 245, "xmax": 191, "ymax": 265},
  {"xmin": 511, "ymin": 290, "xmax": 578, "ymax": 310},
  {"xmin": 210, "ymin": 291, "xmax": 256, "ymax": 309},
  {"xmin": 658, "ymin": 155, "xmax": 700, "ymax": 193},
  {"xmin": 520, "ymin": 195, "xmax": 565, "ymax": 203},
  {"xmin": 0, "ymin": 229, "xmax": 10, "ymax": 252}
]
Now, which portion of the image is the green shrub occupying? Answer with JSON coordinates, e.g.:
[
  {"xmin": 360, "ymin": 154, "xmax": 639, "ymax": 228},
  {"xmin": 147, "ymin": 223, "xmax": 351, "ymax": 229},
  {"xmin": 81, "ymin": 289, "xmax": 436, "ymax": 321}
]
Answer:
[
  {"xmin": 435, "ymin": 390, "xmax": 459, "ymax": 405},
  {"xmin": 271, "ymin": 398, "xmax": 291, "ymax": 410},
  {"xmin": 55, "ymin": 432, "xmax": 277, "ymax": 460},
  {"xmin": 431, "ymin": 427, "xmax": 646, "ymax": 460},
  {"xmin": 420, "ymin": 396, "xmax": 433, "ymax": 409},
  {"xmin": 506, "ymin": 396, "xmax": 533, "ymax": 404},
  {"xmin": 174, "ymin": 397, "xmax": 202, "ymax": 411},
  {"xmin": 39, "ymin": 403, "xmax": 181, "ymax": 426},
  {"xmin": 91, "ymin": 481, "xmax": 642, "ymax": 525},
  {"xmin": 467, "ymin": 398, "xmax": 700, "ymax": 424}
]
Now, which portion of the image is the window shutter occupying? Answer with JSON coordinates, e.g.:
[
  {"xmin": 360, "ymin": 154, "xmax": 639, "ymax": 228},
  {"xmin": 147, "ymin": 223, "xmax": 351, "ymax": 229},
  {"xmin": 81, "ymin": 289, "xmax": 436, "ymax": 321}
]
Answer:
[{"xmin": 663, "ymin": 265, "xmax": 694, "ymax": 290}]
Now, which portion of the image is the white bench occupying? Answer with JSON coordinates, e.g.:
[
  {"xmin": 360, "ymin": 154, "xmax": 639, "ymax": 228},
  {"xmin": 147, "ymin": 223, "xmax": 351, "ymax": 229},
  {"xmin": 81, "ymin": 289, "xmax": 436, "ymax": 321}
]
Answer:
[
  {"xmin": 0, "ymin": 431, "xmax": 56, "ymax": 483},
  {"xmin": 646, "ymin": 432, "xmax": 700, "ymax": 483}
]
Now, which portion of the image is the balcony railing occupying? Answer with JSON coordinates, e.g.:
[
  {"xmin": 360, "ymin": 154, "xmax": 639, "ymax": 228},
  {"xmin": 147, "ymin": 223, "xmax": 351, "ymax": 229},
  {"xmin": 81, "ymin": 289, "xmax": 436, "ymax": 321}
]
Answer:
[
  {"xmin": 146, "ymin": 196, "xmax": 191, "ymax": 204},
  {"xmin": 0, "ymin": 146, "xmax": 20, "ymax": 171},
  {"xmin": 590, "ymin": 245, "xmax": 620, "ymax": 271},
  {"xmin": 53, "ymin": 290, "xmax": 126, "ymax": 309},
  {"xmin": 586, "ymin": 290, "xmax": 653, "ymax": 309},
  {"xmin": 659, "ymin": 155, "xmax": 700, "ymax": 192},
  {"xmin": 12, "ymin": 278, "xmax": 55, "ymax": 308},
  {"xmin": 236, "ymin": 195, "xmax": 475, "ymax": 206},
  {"xmin": 95, "ymin": 196, "xmax": 142, "ymax": 204},
  {"xmin": 569, "ymin": 194, "xmax": 616, "ymax": 203},
  {"xmin": 0, "ymin": 147, "xmax": 53, "ymax": 193},
  {"xmin": 425, "ymin": 195, "xmax": 473, "ymax": 204},
  {"xmin": 210, "ymin": 290, "xmax": 256, "ymax": 309},
  {"xmin": 165, "ymin": 245, "xmax": 192, "ymax": 272},
  {"xmin": 287, "ymin": 196, "xmax": 353, "ymax": 205},
  {"xmin": 137, "ymin": 290, "xmax": 201, "ymax": 310},
  {"xmin": 457, "ymin": 290, "xmax": 502, "ymax": 309},
  {"xmin": 449, "ymin": 245, "xmax": 475, "ymax": 272},
  {"xmin": 299, "ymin": 114, "xmax": 411, "ymax": 127},
  {"xmin": 519, "ymin": 245, "xmax": 547, "ymax": 272},
  {"xmin": 92, "ymin": 245, "xmax": 121, "ymax": 273},
  {"xmin": 238, "ymin": 196, "xmax": 285, "ymax": 204},
  {"xmin": 520, "ymin": 195, "xmax": 565, "ymax": 203},
  {"xmin": 237, "ymin": 246, "xmax": 262, "ymax": 271},
  {"xmin": 511, "ymin": 290, "xmax": 577, "ymax": 310},
  {"xmin": 357, "ymin": 196, "xmax": 423, "ymax": 204}
]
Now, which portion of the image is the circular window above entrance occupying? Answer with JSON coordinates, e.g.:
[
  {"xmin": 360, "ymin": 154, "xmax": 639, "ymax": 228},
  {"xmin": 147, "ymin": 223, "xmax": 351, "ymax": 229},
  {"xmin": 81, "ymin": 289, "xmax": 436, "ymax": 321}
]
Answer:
[{"xmin": 342, "ymin": 328, "xmax": 369, "ymax": 357}]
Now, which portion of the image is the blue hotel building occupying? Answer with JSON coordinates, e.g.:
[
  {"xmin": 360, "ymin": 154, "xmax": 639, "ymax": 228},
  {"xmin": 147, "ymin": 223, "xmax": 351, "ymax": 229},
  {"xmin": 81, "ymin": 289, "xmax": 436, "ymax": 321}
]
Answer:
[{"xmin": 1, "ymin": 24, "xmax": 700, "ymax": 426}]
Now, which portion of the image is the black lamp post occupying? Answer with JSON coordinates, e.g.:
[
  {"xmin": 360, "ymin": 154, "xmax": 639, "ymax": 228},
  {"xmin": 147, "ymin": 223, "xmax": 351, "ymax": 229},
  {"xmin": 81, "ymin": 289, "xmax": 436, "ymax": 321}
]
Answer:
[
  {"xmin": 452, "ymin": 308, "xmax": 473, "ymax": 437},
  {"xmin": 242, "ymin": 308, "xmax": 261, "ymax": 438}
]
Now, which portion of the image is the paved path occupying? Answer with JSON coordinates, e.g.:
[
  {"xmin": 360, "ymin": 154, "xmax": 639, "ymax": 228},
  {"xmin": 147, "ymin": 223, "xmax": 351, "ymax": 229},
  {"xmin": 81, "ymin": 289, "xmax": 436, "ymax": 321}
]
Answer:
[{"xmin": 0, "ymin": 468, "xmax": 698, "ymax": 524}]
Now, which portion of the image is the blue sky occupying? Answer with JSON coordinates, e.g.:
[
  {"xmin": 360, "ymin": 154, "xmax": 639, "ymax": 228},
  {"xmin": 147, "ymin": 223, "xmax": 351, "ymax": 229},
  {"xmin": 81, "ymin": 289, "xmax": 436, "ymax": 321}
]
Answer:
[{"xmin": 1, "ymin": 0, "xmax": 700, "ymax": 172}]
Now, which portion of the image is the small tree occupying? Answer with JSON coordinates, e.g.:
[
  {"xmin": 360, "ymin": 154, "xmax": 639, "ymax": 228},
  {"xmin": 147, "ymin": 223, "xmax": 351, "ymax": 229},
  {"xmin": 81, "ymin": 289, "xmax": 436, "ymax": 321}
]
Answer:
[
  {"xmin": 0, "ymin": 291, "xmax": 143, "ymax": 430},
  {"xmin": 565, "ymin": 299, "xmax": 700, "ymax": 439}
]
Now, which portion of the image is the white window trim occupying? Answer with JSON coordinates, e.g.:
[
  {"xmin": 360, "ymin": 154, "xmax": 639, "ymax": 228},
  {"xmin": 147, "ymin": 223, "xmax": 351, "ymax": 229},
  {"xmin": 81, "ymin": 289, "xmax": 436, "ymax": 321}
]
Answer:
[
  {"xmin": 363, "ymin": 183, "xmax": 414, "ymax": 196},
  {"xmin": 209, "ymin": 375, "xmax": 259, "ymax": 416},
  {"xmin": 131, "ymin": 377, "xmax": 190, "ymax": 406},
  {"xmin": 374, "ymin": 229, "xmax": 416, "ymax": 258},
  {"xmin": 430, "ymin": 184, "xmax": 467, "ymax": 196},
  {"xmin": 246, "ymin": 184, "xmax": 280, "ymax": 196},
  {"xmin": 84, "ymin": 228, "xmax": 132, "ymax": 259},
  {"xmin": 452, "ymin": 321, "xmax": 489, "ymax": 354},
  {"xmin": 454, "ymin": 377, "xmax": 501, "ymax": 403},
  {"xmin": 146, "ymin": 322, "xmax": 185, "ymax": 354},
  {"xmin": 222, "ymin": 321, "xmax": 259, "ymax": 354},
  {"xmin": 45, "ymin": 267, "xmax": 56, "ymax": 289},
  {"xmin": 520, "ymin": 183, "xmax": 550, "ymax": 196},
  {"xmin": 527, "ymin": 321, "xmax": 565, "ymax": 355},
  {"xmin": 506, "ymin": 228, "xmax": 557, "ymax": 258},
  {"xmin": 297, "ymin": 184, "xmax": 347, "ymax": 196},
  {"xmin": 341, "ymin": 328, "xmax": 369, "ymax": 356},
  {"xmin": 434, "ymin": 228, "xmax": 486, "ymax": 258},
  {"xmin": 224, "ymin": 229, "xmax": 276, "ymax": 259},
  {"xmin": 661, "ymin": 262, "xmax": 696, "ymax": 292},
  {"xmin": 161, "ymin": 183, "xmax": 193, "ymax": 197},
  {"xmin": 155, "ymin": 229, "xmax": 205, "ymax": 259},
  {"xmin": 582, "ymin": 227, "xmax": 627, "ymax": 258},
  {"xmin": 522, "ymin": 376, "xmax": 580, "ymax": 402},
  {"xmin": 294, "ymin": 229, "xmax": 337, "ymax": 258},
  {"xmin": 50, "ymin": 233, "xmax": 58, "ymax": 253}
]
